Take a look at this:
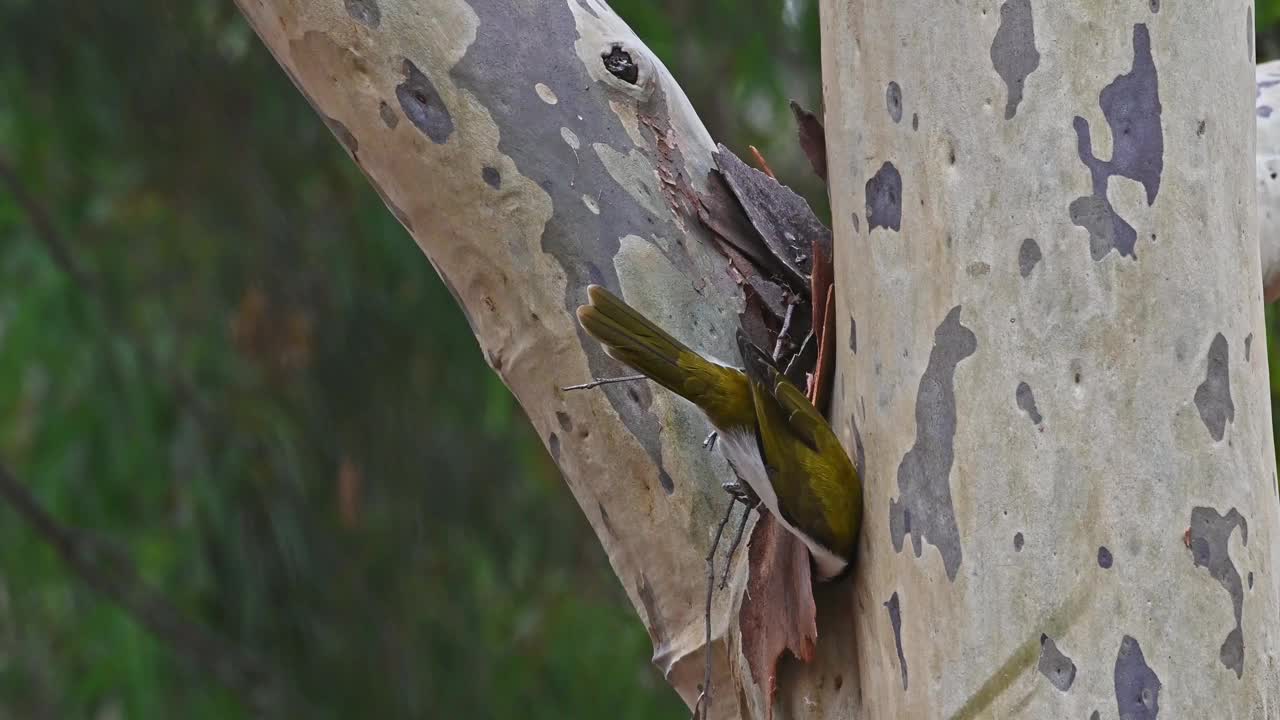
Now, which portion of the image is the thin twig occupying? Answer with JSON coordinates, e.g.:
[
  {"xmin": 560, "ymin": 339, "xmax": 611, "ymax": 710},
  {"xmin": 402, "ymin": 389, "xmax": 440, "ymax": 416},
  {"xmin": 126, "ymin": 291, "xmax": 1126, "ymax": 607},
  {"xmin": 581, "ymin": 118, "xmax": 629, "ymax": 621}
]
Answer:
[
  {"xmin": 561, "ymin": 374, "xmax": 646, "ymax": 392},
  {"xmin": 0, "ymin": 461, "xmax": 285, "ymax": 713},
  {"xmin": 771, "ymin": 300, "xmax": 798, "ymax": 362},
  {"xmin": 693, "ymin": 498, "xmax": 736, "ymax": 720},
  {"xmin": 719, "ymin": 503, "xmax": 752, "ymax": 589}
]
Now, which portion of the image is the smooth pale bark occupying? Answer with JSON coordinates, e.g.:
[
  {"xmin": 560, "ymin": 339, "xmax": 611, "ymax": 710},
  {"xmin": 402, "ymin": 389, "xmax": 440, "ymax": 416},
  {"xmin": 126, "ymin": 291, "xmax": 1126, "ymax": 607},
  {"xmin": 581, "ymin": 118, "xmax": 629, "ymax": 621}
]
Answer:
[
  {"xmin": 232, "ymin": 1, "xmax": 859, "ymax": 716},
  {"xmin": 1257, "ymin": 60, "xmax": 1280, "ymax": 301},
  {"xmin": 822, "ymin": 2, "xmax": 1279, "ymax": 718}
]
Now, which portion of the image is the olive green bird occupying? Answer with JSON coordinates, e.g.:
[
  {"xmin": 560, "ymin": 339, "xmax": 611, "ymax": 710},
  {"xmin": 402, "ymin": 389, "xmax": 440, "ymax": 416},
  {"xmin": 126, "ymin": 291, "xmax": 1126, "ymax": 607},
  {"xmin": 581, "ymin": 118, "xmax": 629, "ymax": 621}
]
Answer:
[{"xmin": 575, "ymin": 285, "xmax": 861, "ymax": 580}]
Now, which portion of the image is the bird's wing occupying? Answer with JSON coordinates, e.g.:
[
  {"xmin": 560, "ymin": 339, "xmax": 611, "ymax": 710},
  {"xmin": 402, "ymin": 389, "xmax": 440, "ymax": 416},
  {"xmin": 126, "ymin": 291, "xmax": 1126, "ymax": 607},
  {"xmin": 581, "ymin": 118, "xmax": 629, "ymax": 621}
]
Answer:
[{"xmin": 736, "ymin": 330, "xmax": 824, "ymax": 453}]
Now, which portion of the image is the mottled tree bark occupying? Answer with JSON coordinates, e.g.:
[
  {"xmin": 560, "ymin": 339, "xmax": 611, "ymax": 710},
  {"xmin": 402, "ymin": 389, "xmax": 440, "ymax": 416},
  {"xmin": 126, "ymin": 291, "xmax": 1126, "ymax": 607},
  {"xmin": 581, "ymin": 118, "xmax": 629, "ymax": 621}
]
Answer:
[
  {"xmin": 822, "ymin": 1, "xmax": 1280, "ymax": 718},
  {"xmin": 232, "ymin": 1, "xmax": 857, "ymax": 717}
]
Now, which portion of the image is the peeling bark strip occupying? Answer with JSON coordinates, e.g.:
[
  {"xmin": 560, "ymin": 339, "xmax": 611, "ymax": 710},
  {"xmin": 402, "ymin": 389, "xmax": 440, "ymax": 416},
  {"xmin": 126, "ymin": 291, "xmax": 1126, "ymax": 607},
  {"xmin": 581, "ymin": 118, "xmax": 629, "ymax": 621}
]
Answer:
[
  {"xmin": 1114, "ymin": 635, "xmax": 1161, "ymax": 719},
  {"xmin": 739, "ymin": 513, "xmax": 818, "ymax": 716},
  {"xmin": 790, "ymin": 100, "xmax": 828, "ymax": 182},
  {"xmin": 884, "ymin": 592, "xmax": 908, "ymax": 690},
  {"xmin": 1194, "ymin": 333, "xmax": 1234, "ymax": 442},
  {"xmin": 714, "ymin": 144, "xmax": 829, "ymax": 290},
  {"xmin": 1188, "ymin": 507, "xmax": 1249, "ymax": 678},
  {"xmin": 1037, "ymin": 635, "xmax": 1076, "ymax": 692},
  {"xmin": 889, "ymin": 306, "xmax": 975, "ymax": 581},
  {"xmin": 865, "ymin": 161, "xmax": 902, "ymax": 232},
  {"xmin": 396, "ymin": 59, "xmax": 454, "ymax": 144},
  {"xmin": 989, "ymin": 0, "xmax": 1040, "ymax": 120},
  {"xmin": 1068, "ymin": 24, "xmax": 1162, "ymax": 260}
]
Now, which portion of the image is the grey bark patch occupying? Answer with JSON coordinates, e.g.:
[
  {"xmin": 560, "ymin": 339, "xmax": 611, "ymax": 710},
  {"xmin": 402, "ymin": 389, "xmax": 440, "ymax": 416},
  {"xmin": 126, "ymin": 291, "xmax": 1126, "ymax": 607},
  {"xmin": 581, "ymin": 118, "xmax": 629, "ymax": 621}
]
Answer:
[
  {"xmin": 1069, "ymin": 24, "xmax": 1163, "ymax": 260},
  {"xmin": 548, "ymin": 433, "xmax": 561, "ymax": 464},
  {"xmin": 1150, "ymin": 0, "xmax": 1160, "ymax": 11},
  {"xmin": 1018, "ymin": 238, "xmax": 1042, "ymax": 277},
  {"xmin": 1014, "ymin": 532, "xmax": 1024, "ymax": 551},
  {"xmin": 1261, "ymin": 106, "xmax": 1275, "ymax": 119},
  {"xmin": 1091, "ymin": 712, "xmax": 1100, "ymax": 720},
  {"xmin": 397, "ymin": 59, "xmax": 453, "ymax": 144},
  {"xmin": 1115, "ymin": 635, "xmax": 1161, "ymax": 719},
  {"xmin": 966, "ymin": 261, "xmax": 991, "ymax": 277},
  {"xmin": 556, "ymin": 411, "xmax": 573, "ymax": 432},
  {"xmin": 378, "ymin": 100, "xmax": 399, "ymax": 129},
  {"xmin": 451, "ymin": 1, "xmax": 696, "ymax": 479},
  {"xmin": 912, "ymin": 112, "xmax": 919, "ymax": 131},
  {"xmin": 344, "ymin": 0, "xmax": 381, "ymax": 27},
  {"xmin": 1245, "ymin": 333, "xmax": 1253, "ymax": 361},
  {"xmin": 1015, "ymin": 382, "xmax": 1042, "ymax": 424},
  {"xmin": 1188, "ymin": 506, "xmax": 1248, "ymax": 678},
  {"xmin": 1249, "ymin": 8, "xmax": 1254, "ymax": 60},
  {"xmin": 1098, "ymin": 546, "xmax": 1113, "ymax": 569},
  {"xmin": 849, "ymin": 317, "xmax": 857, "ymax": 353},
  {"xmin": 323, "ymin": 115, "xmax": 359, "ymax": 157},
  {"xmin": 851, "ymin": 212, "xmax": 860, "ymax": 234},
  {"xmin": 889, "ymin": 306, "xmax": 976, "ymax": 581},
  {"xmin": 886, "ymin": 81, "xmax": 903, "ymax": 123},
  {"xmin": 865, "ymin": 161, "xmax": 903, "ymax": 232},
  {"xmin": 1194, "ymin": 333, "xmax": 1234, "ymax": 442},
  {"xmin": 482, "ymin": 166, "xmax": 502, "ymax": 189},
  {"xmin": 1038, "ymin": 634, "xmax": 1077, "ymax": 691},
  {"xmin": 1248, "ymin": 571, "xmax": 1254, "ymax": 589},
  {"xmin": 884, "ymin": 592, "xmax": 908, "ymax": 690},
  {"xmin": 574, "ymin": 0, "xmax": 600, "ymax": 17},
  {"xmin": 851, "ymin": 414, "xmax": 866, "ymax": 481},
  {"xmin": 990, "ymin": 0, "xmax": 1040, "ymax": 120},
  {"xmin": 657, "ymin": 468, "xmax": 675, "ymax": 495}
]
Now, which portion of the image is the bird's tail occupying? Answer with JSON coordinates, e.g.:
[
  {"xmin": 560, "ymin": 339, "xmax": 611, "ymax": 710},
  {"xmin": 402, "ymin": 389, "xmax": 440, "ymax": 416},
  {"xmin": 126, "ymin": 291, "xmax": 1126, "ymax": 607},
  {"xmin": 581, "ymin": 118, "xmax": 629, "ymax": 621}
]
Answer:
[
  {"xmin": 575, "ymin": 285, "xmax": 746, "ymax": 424},
  {"xmin": 575, "ymin": 284, "xmax": 709, "ymax": 397}
]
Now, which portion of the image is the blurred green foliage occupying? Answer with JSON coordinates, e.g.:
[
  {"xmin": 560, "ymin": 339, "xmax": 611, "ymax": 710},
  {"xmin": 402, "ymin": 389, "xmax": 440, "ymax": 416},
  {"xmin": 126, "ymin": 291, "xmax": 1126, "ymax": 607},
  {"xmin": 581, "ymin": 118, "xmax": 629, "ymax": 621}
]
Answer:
[
  {"xmin": 1, "ymin": 2, "xmax": 1278, "ymax": 718},
  {"xmin": 0, "ymin": 1, "xmax": 825, "ymax": 717}
]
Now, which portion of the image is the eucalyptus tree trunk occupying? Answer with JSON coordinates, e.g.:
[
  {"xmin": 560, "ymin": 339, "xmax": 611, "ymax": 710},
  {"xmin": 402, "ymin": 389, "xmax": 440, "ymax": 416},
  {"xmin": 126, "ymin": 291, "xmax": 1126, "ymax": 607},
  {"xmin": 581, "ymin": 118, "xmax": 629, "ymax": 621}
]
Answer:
[
  {"xmin": 822, "ymin": 1, "xmax": 1280, "ymax": 717},
  {"xmin": 236, "ymin": 0, "xmax": 1278, "ymax": 718},
  {"xmin": 231, "ymin": 1, "xmax": 855, "ymax": 717}
]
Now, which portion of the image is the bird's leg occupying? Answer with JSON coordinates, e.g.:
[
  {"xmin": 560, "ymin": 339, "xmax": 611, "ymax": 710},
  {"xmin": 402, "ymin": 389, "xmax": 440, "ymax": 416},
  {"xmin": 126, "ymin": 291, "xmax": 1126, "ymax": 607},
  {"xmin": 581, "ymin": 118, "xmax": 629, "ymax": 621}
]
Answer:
[
  {"xmin": 560, "ymin": 374, "xmax": 647, "ymax": 392},
  {"xmin": 717, "ymin": 479, "xmax": 760, "ymax": 590},
  {"xmin": 721, "ymin": 478, "xmax": 760, "ymax": 506},
  {"xmin": 719, "ymin": 503, "xmax": 753, "ymax": 590},
  {"xmin": 693, "ymin": 496, "xmax": 736, "ymax": 720}
]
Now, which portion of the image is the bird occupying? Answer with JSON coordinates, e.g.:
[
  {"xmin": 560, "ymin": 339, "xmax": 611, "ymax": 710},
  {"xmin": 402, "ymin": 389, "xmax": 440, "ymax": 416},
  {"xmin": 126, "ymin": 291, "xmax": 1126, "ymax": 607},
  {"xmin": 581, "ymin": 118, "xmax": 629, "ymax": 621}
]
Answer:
[{"xmin": 575, "ymin": 284, "xmax": 861, "ymax": 580}]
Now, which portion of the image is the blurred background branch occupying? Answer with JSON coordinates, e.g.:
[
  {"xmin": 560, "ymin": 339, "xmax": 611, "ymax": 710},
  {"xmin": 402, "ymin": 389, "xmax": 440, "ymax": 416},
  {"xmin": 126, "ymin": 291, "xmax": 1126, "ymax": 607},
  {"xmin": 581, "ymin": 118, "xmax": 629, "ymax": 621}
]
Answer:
[{"xmin": 0, "ymin": 461, "xmax": 281, "ymax": 714}]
